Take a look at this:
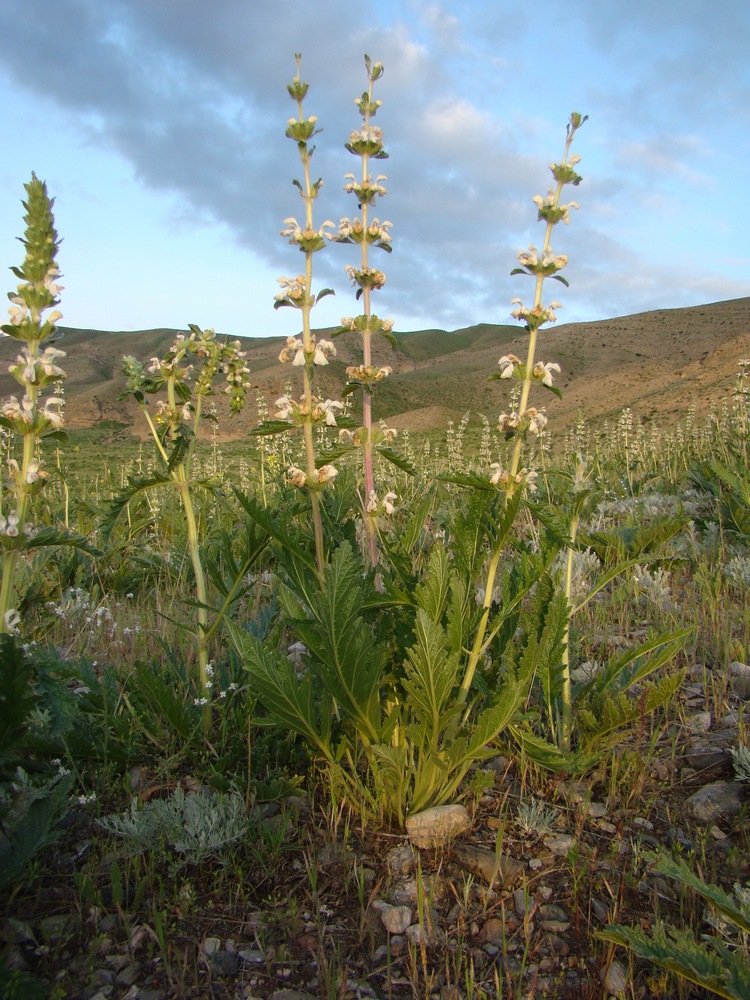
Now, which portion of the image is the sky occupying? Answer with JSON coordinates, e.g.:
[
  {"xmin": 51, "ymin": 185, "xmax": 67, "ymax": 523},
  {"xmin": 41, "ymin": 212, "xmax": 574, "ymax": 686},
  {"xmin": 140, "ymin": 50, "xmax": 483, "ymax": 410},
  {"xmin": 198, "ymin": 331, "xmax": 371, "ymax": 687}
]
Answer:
[{"xmin": 0, "ymin": 0, "xmax": 748, "ymax": 340}]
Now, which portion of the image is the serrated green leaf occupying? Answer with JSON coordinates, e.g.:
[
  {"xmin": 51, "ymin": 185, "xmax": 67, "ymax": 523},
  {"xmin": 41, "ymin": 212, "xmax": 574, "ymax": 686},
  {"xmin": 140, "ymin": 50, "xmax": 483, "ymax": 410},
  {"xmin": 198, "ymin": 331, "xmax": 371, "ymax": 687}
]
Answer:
[
  {"xmin": 250, "ymin": 420, "xmax": 293, "ymax": 436},
  {"xmin": 376, "ymin": 447, "xmax": 415, "ymax": 475}
]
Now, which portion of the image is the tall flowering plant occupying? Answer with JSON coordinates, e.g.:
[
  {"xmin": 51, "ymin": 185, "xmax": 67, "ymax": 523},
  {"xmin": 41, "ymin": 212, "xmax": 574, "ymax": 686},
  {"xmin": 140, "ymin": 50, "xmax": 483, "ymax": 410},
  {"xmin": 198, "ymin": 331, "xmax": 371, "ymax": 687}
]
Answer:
[
  {"xmin": 0, "ymin": 175, "xmax": 88, "ymax": 635},
  {"xmin": 112, "ymin": 327, "xmax": 251, "ymax": 719},
  {"xmin": 334, "ymin": 55, "xmax": 399, "ymax": 567},
  {"xmin": 265, "ymin": 55, "xmax": 344, "ymax": 576}
]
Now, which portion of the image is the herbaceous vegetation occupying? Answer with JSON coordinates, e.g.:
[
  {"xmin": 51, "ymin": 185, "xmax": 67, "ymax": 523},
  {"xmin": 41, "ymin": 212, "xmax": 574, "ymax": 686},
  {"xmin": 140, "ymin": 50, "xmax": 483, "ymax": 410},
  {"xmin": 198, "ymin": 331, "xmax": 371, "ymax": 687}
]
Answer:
[{"xmin": 0, "ymin": 55, "xmax": 748, "ymax": 1000}]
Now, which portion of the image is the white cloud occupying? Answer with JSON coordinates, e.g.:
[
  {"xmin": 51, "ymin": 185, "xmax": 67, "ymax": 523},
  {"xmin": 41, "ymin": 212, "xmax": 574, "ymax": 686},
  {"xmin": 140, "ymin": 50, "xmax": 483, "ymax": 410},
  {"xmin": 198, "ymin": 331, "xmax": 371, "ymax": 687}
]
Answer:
[{"xmin": 0, "ymin": 0, "xmax": 746, "ymax": 337}]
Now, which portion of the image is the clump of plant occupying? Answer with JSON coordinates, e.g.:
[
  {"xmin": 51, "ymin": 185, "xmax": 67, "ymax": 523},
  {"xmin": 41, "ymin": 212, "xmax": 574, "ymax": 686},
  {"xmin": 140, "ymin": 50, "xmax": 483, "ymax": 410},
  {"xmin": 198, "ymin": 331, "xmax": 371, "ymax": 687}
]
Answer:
[
  {"xmin": 599, "ymin": 853, "xmax": 750, "ymax": 999},
  {"xmin": 333, "ymin": 54, "xmax": 401, "ymax": 567},
  {"xmin": 256, "ymin": 54, "xmax": 344, "ymax": 576},
  {"xmin": 231, "ymin": 96, "xmax": 591, "ymax": 827},
  {"xmin": 112, "ymin": 327, "xmax": 253, "ymax": 705},
  {"xmin": 99, "ymin": 786, "xmax": 250, "ymax": 865},
  {"xmin": 0, "ymin": 174, "xmax": 89, "ymax": 634}
]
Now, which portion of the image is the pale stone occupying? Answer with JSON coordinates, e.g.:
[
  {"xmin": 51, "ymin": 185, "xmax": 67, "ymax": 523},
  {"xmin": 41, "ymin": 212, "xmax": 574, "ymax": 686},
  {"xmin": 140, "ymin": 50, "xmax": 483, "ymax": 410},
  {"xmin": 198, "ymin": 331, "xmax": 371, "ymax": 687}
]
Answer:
[
  {"xmin": 601, "ymin": 958, "xmax": 628, "ymax": 995},
  {"xmin": 202, "ymin": 937, "xmax": 222, "ymax": 957},
  {"xmin": 686, "ymin": 711, "xmax": 711, "ymax": 733},
  {"xmin": 729, "ymin": 661, "xmax": 750, "ymax": 698},
  {"xmin": 381, "ymin": 904, "xmax": 412, "ymax": 935},
  {"xmin": 685, "ymin": 781, "xmax": 744, "ymax": 823},
  {"xmin": 405, "ymin": 923, "xmax": 427, "ymax": 946},
  {"xmin": 513, "ymin": 888, "xmax": 530, "ymax": 918},
  {"xmin": 386, "ymin": 843, "xmax": 417, "ymax": 876},
  {"xmin": 406, "ymin": 804, "xmax": 471, "ymax": 848},
  {"xmin": 238, "ymin": 948, "xmax": 266, "ymax": 964},
  {"xmin": 543, "ymin": 833, "xmax": 577, "ymax": 855},
  {"xmin": 452, "ymin": 844, "xmax": 525, "ymax": 887},
  {"xmin": 586, "ymin": 801, "xmax": 608, "ymax": 818}
]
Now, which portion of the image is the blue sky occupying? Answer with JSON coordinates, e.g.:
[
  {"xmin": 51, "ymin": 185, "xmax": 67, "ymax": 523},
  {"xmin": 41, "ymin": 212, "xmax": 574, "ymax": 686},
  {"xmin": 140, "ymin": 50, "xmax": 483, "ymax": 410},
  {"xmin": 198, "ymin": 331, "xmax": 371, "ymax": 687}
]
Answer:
[{"xmin": 0, "ymin": 0, "xmax": 747, "ymax": 339}]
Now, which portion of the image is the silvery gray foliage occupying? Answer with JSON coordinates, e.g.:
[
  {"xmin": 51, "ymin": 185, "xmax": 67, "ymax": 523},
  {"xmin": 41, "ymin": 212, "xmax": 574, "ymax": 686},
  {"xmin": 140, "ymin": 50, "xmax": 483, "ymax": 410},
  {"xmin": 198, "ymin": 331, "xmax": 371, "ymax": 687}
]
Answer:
[
  {"xmin": 99, "ymin": 787, "xmax": 248, "ymax": 863},
  {"xmin": 515, "ymin": 797, "xmax": 559, "ymax": 835},
  {"xmin": 730, "ymin": 743, "xmax": 750, "ymax": 783}
]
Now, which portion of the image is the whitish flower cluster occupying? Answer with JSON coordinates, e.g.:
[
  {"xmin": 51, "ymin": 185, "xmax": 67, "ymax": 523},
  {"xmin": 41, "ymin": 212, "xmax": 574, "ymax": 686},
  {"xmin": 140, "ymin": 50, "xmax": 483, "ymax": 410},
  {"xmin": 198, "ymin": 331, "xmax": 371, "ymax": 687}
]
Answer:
[
  {"xmin": 7, "ymin": 458, "xmax": 47, "ymax": 487},
  {"xmin": 343, "ymin": 173, "xmax": 387, "ymax": 204},
  {"xmin": 286, "ymin": 463, "xmax": 338, "ymax": 490},
  {"xmin": 274, "ymin": 274, "xmax": 308, "ymax": 308},
  {"xmin": 339, "ymin": 315, "xmax": 394, "ymax": 335},
  {"xmin": 275, "ymin": 394, "xmax": 344, "ymax": 426},
  {"xmin": 1, "ymin": 394, "xmax": 63, "ymax": 433},
  {"xmin": 278, "ymin": 335, "xmax": 336, "ymax": 366},
  {"xmin": 498, "ymin": 407, "xmax": 547, "ymax": 436},
  {"xmin": 345, "ymin": 364, "xmax": 392, "ymax": 383},
  {"xmin": 366, "ymin": 490, "xmax": 397, "ymax": 514},
  {"xmin": 489, "ymin": 465, "xmax": 538, "ymax": 492},
  {"xmin": 344, "ymin": 265, "xmax": 387, "ymax": 292},
  {"xmin": 516, "ymin": 244, "xmax": 568, "ymax": 276},
  {"xmin": 9, "ymin": 346, "xmax": 66, "ymax": 387},
  {"xmin": 497, "ymin": 354, "xmax": 561, "ymax": 387},
  {"xmin": 532, "ymin": 191, "xmax": 579, "ymax": 225},
  {"xmin": 337, "ymin": 217, "xmax": 392, "ymax": 246},
  {"xmin": 511, "ymin": 298, "xmax": 562, "ymax": 327},
  {"xmin": 280, "ymin": 217, "xmax": 335, "ymax": 253}
]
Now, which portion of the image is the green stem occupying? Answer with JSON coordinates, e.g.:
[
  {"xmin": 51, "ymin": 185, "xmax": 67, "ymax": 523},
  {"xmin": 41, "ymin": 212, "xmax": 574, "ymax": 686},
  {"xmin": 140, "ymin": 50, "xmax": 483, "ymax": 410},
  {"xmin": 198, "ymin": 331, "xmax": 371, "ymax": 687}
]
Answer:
[
  {"xmin": 359, "ymin": 78, "xmax": 378, "ymax": 570},
  {"xmin": 458, "ymin": 544, "xmax": 503, "ymax": 703},
  {"xmin": 560, "ymin": 511, "xmax": 579, "ymax": 753},
  {"xmin": 0, "ymin": 335, "xmax": 41, "ymax": 632},
  {"xmin": 297, "ymin": 86, "xmax": 325, "ymax": 579}
]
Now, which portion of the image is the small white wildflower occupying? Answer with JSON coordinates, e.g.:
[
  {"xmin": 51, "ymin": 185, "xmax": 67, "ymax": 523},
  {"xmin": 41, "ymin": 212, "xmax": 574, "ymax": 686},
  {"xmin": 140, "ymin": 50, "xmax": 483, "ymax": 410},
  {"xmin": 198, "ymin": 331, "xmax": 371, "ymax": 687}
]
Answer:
[
  {"xmin": 193, "ymin": 697, "xmax": 209, "ymax": 707},
  {"xmin": 3, "ymin": 608, "xmax": 21, "ymax": 632},
  {"xmin": 498, "ymin": 354, "xmax": 521, "ymax": 379}
]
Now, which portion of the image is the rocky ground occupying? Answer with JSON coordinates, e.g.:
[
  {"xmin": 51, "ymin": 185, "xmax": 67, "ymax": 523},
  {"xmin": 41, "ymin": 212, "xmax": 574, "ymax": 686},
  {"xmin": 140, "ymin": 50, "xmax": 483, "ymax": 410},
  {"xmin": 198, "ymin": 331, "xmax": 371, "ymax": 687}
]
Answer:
[{"xmin": 2, "ymin": 659, "xmax": 749, "ymax": 1000}]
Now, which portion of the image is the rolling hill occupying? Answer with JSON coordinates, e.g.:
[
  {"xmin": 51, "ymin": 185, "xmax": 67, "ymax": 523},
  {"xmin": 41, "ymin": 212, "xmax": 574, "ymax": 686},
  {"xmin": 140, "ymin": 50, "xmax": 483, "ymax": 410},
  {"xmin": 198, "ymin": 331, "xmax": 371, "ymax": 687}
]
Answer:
[{"xmin": 1, "ymin": 296, "xmax": 748, "ymax": 440}]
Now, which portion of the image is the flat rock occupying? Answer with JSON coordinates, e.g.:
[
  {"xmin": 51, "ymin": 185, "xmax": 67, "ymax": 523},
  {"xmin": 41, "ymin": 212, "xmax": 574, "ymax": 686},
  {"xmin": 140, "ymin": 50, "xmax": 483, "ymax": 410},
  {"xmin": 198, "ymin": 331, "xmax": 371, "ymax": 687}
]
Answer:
[
  {"xmin": 543, "ymin": 833, "xmax": 577, "ymax": 855},
  {"xmin": 682, "ymin": 727, "xmax": 737, "ymax": 770},
  {"xmin": 406, "ymin": 804, "xmax": 471, "ymax": 848},
  {"xmin": 684, "ymin": 780, "xmax": 744, "ymax": 823},
  {"xmin": 268, "ymin": 992, "xmax": 318, "ymax": 1000},
  {"xmin": 685, "ymin": 712, "xmax": 711, "ymax": 733},
  {"xmin": 452, "ymin": 845, "xmax": 524, "ymax": 887},
  {"xmin": 386, "ymin": 843, "xmax": 417, "ymax": 876},
  {"xmin": 729, "ymin": 661, "xmax": 750, "ymax": 698},
  {"xmin": 380, "ymin": 904, "xmax": 412, "ymax": 935},
  {"xmin": 601, "ymin": 957, "xmax": 628, "ymax": 995}
]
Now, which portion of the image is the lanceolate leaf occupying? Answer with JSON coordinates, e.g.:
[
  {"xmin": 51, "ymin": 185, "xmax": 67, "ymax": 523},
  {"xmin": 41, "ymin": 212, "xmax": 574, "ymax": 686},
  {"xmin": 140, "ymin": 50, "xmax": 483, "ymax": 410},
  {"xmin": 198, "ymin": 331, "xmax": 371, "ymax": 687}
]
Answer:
[
  {"xmin": 100, "ymin": 472, "xmax": 172, "ymax": 543},
  {"xmin": 226, "ymin": 620, "xmax": 332, "ymax": 757},
  {"xmin": 376, "ymin": 447, "xmax": 416, "ymax": 475},
  {"xmin": 17, "ymin": 526, "xmax": 99, "ymax": 556},
  {"xmin": 598, "ymin": 922, "xmax": 750, "ymax": 1000}
]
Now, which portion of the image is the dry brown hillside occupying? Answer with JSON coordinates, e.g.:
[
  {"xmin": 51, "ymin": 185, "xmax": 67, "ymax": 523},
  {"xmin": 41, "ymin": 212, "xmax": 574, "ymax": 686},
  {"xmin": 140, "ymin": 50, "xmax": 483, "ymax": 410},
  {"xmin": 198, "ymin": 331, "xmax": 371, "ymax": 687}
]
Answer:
[{"xmin": 1, "ymin": 296, "xmax": 747, "ymax": 439}]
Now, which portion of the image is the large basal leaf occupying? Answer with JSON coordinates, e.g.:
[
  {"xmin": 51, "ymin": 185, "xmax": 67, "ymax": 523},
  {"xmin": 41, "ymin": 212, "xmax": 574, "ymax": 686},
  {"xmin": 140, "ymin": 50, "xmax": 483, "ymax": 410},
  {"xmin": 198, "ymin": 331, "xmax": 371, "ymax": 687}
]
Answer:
[
  {"xmin": 285, "ymin": 544, "xmax": 385, "ymax": 745},
  {"xmin": 650, "ymin": 853, "xmax": 750, "ymax": 935},
  {"xmin": 100, "ymin": 472, "xmax": 172, "ymax": 543},
  {"xmin": 401, "ymin": 609, "xmax": 462, "ymax": 750},
  {"xmin": 413, "ymin": 543, "xmax": 451, "ymax": 624},
  {"xmin": 226, "ymin": 620, "xmax": 331, "ymax": 757},
  {"xmin": 0, "ymin": 780, "xmax": 72, "ymax": 892},
  {"xmin": 598, "ymin": 921, "xmax": 750, "ymax": 1000},
  {"xmin": 577, "ymin": 670, "xmax": 685, "ymax": 751}
]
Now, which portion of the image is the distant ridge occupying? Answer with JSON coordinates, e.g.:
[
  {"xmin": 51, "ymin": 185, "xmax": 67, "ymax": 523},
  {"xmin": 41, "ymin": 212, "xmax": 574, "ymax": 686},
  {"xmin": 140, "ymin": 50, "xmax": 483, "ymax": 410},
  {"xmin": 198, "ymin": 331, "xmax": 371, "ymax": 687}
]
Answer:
[{"xmin": 1, "ymin": 297, "xmax": 748, "ymax": 439}]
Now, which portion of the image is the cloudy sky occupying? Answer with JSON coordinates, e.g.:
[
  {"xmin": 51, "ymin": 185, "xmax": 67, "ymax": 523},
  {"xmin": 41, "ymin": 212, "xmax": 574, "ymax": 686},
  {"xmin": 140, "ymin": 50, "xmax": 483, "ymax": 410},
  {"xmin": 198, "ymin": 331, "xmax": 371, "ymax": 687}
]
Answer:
[{"xmin": 0, "ymin": 0, "xmax": 747, "ymax": 339}]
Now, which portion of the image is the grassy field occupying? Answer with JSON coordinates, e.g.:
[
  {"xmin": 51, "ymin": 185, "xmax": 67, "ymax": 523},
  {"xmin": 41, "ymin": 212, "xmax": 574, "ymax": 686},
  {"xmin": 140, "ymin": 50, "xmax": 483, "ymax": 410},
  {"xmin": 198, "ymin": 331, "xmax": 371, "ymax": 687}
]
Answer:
[{"xmin": 2, "ymin": 366, "xmax": 750, "ymax": 999}]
